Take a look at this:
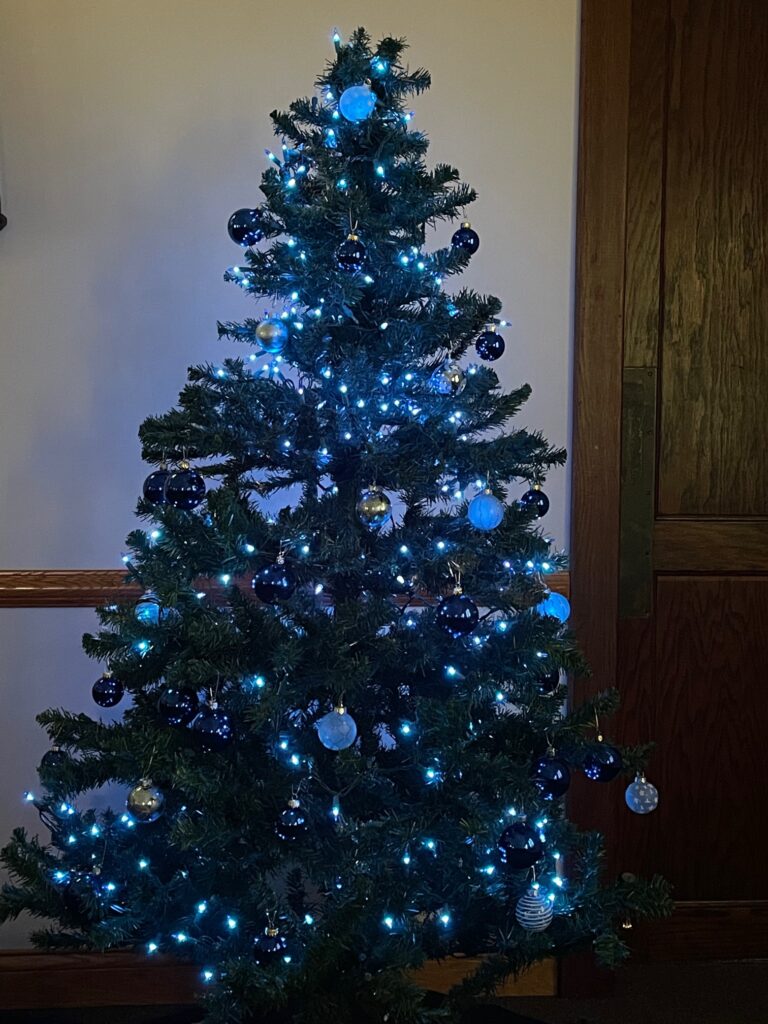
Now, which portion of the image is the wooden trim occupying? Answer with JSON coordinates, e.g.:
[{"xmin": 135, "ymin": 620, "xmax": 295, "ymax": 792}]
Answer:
[
  {"xmin": 653, "ymin": 520, "xmax": 768, "ymax": 572},
  {"xmin": 0, "ymin": 950, "xmax": 555, "ymax": 1010},
  {"xmin": 0, "ymin": 569, "xmax": 569, "ymax": 608}
]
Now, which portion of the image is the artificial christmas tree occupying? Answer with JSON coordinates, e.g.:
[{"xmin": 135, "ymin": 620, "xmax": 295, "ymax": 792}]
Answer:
[{"xmin": 1, "ymin": 28, "xmax": 670, "ymax": 1024}]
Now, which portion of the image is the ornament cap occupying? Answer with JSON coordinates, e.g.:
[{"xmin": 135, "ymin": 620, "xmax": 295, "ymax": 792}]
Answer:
[
  {"xmin": 266, "ymin": 926, "xmax": 279, "ymax": 937},
  {"xmin": 334, "ymin": 704, "xmax": 347, "ymax": 716},
  {"xmin": 347, "ymin": 232, "xmax": 359, "ymax": 241},
  {"xmin": 288, "ymin": 798, "xmax": 300, "ymax": 809},
  {"xmin": 179, "ymin": 459, "xmax": 191, "ymax": 470},
  {"xmin": 461, "ymin": 220, "xmax": 472, "ymax": 229}
]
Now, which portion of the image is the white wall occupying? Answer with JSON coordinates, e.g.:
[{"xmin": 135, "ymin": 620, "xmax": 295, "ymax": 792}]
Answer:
[{"xmin": 0, "ymin": 0, "xmax": 579, "ymax": 946}]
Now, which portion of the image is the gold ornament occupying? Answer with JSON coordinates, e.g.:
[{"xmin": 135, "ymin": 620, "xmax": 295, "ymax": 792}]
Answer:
[
  {"xmin": 356, "ymin": 486, "xmax": 392, "ymax": 529},
  {"xmin": 126, "ymin": 779, "xmax": 165, "ymax": 823}
]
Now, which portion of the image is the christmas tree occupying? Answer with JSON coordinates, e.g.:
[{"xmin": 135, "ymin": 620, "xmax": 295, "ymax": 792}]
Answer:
[{"xmin": 1, "ymin": 29, "xmax": 670, "ymax": 1024}]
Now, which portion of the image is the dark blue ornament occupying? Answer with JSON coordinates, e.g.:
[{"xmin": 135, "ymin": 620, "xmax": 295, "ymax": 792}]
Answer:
[
  {"xmin": 252, "ymin": 558, "xmax": 297, "ymax": 603},
  {"xmin": 531, "ymin": 754, "xmax": 571, "ymax": 799},
  {"xmin": 190, "ymin": 703, "xmax": 233, "ymax": 752},
  {"xmin": 436, "ymin": 592, "xmax": 479, "ymax": 638},
  {"xmin": 253, "ymin": 926, "xmax": 289, "ymax": 963},
  {"xmin": 497, "ymin": 821, "xmax": 544, "ymax": 869},
  {"xmin": 158, "ymin": 687, "xmax": 198, "ymax": 727},
  {"xmin": 451, "ymin": 221, "xmax": 480, "ymax": 255},
  {"xmin": 142, "ymin": 466, "xmax": 170, "ymax": 506},
  {"xmin": 227, "ymin": 208, "xmax": 265, "ymax": 247},
  {"xmin": 519, "ymin": 487, "xmax": 550, "ymax": 518},
  {"xmin": 476, "ymin": 327, "xmax": 505, "ymax": 361},
  {"xmin": 582, "ymin": 742, "xmax": 623, "ymax": 782},
  {"xmin": 537, "ymin": 669, "xmax": 562, "ymax": 694},
  {"xmin": 40, "ymin": 747, "xmax": 67, "ymax": 771},
  {"xmin": 92, "ymin": 674, "xmax": 124, "ymax": 708},
  {"xmin": 165, "ymin": 462, "xmax": 206, "ymax": 510},
  {"xmin": 275, "ymin": 799, "xmax": 307, "ymax": 841},
  {"xmin": 335, "ymin": 233, "xmax": 367, "ymax": 272}
]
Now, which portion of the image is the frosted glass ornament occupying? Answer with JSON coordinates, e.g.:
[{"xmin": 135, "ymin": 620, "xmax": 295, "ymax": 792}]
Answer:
[
  {"xmin": 317, "ymin": 707, "xmax": 358, "ymax": 750},
  {"xmin": 468, "ymin": 490, "xmax": 505, "ymax": 531},
  {"xmin": 339, "ymin": 84, "xmax": 376, "ymax": 122},
  {"xmin": 536, "ymin": 591, "xmax": 570, "ymax": 623}
]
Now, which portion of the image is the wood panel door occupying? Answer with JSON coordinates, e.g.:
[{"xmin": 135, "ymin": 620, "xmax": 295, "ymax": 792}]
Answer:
[{"xmin": 573, "ymin": 0, "xmax": 768, "ymax": 960}]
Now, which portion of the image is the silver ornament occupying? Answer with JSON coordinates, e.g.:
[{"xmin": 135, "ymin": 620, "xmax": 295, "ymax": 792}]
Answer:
[
  {"xmin": 515, "ymin": 887, "xmax": 554, "ymax": 932},
  {"xmin": 126, "ymin": 779, "xmax": 165, "ymax": 822},
  {"xmin": 430, "ymin": 361, "xmax": 466, "ymax": 396},
  {"xmin": 625, "ymin": 774, "xmax": 659, "ymax": 814},
  {"xmin": 356, "ymin": 487, "xmax": 392, "ymax": 529},
  {"xmin": 255, "ymin": 317, "xmax": 288, "ymax": 353}
]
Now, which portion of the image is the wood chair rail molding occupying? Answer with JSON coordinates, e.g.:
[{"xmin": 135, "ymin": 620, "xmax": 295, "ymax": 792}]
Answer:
[{"xmin": 0, "ymin": 569, "xmax": 569, "ymax": 608}]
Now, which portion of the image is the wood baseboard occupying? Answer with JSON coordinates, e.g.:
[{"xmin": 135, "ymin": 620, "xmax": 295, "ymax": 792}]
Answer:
[
  {"xmin": 0, "ymin": 570, "xmax": 569, "ymax": 609},
  {"xmin": 0, "ymin": 950, "xmax": 555, "ymax": 1010}
]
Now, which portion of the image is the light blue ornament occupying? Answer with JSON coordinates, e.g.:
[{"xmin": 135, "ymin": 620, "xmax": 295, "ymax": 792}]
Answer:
[
  {"xmin": 135, "ymin": 591, "xmax": 162, "ymax": 625},
  {"xmin": 339, "ymin": 84, "xmax": 377, "ymax": 123},
  {"xmin": 536, "ymin": 591, "xmax": 571, "ymax": 623},
  {"xmin": 316, "ymin": 706, "xmax": 358, "ymax": 751},
  {"xmin": 515, "ymin": 887, "xmax": 553, "ymax": 932},
  {"xmin": 625, "ymin": 775, "xmax": 659, "ymax": 814},
  {"xmin": 468, "ymin": 490, "xmax": 505, "ymax": 531}
]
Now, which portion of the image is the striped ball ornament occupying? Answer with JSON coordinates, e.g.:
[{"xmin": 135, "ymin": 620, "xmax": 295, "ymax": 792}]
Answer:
[{"xmin": 515, "ymin": 888, "xmax": 554, "ymax": 932}]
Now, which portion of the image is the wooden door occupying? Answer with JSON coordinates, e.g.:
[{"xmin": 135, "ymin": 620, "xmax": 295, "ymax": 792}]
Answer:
[{"xmin": 573, "ymin": 0, "xmax": 768, "ymax": 959}]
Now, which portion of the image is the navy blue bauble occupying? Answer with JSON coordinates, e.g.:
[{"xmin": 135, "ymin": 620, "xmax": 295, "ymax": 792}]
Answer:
[
  {"xmin": 227, "ymin": 208, "xmax": 265, "ymax": 247},
  {"xmin": 158, "ymin": 687, "xmax": 198, "ymax": 727},
  {"xmin": 519, "ymin": 487, "xmax": 550, "ymax": 518},
  {"xmin": 92, "ymin": 674, "xmax": 124, "ymax": 708},
  {"xmin": 143, "ymin": 466, "xmax": 170, "ymax": 506},
  {"xmin": 252, "ymin": 559, "xmax": 297, "ymax": 603},
  {"xmin": 335, "ymin": 233, "xmax": 367, "ymax": 272},
  {"xmin": 275, "ymin": 799, "xmax": 308, "ymax": 841},
  {"xmin": 537, "ymin": 669, "xmax": 562, "ymax": 694},
  {"xmin": 468, "ymin": 490, "xmax": 505, "ymax": 531},
  {"xmin": 451, "ymin": 221, "xmax": 480, "ymax": 255},
  {"xmin": 497, "ymin": 821, "xmax": 544, "ymax": 869},
  {"xmin": 582, "ymin": 742, "xmax": 623, "ymax": 782},
  {"xmin": 436, "ymin": 592, "xmax": 479, "ymax": 638},
  {"xmin": 190, "ymin": 704, "xmax": 233, "ymax": 752},
  {"xmin": 253, "ymin": 927, "xmax": 289, "ymax": 963},
  {"xmin": 531, "ymin": 754, "xmax": 571, "ymax": 799},
  {"xmin": 476, "ymin": 328, "xmax": 505, "ymax": 361},
  {"xmin": 40, "ymin": 747, "xmax": 67, "ymax": 771},
  {"xmin": 338, "ymin": 84, "xmax": 377, "ymax": 122},
  {"xmin": 165, "ymin": 463, "xmax": 206, "ymax": 510}
]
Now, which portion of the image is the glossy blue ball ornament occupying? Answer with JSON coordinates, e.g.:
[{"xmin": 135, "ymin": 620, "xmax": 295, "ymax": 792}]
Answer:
[
  {"xmin": 582, "ymin": 742, "xmax": 623, "ymax": 782},
  {"xmin": 451, "ymin": 221, "xmax": 480, "ymax": 255},
  {"xmin": 158, "ymin": 687, "xmax": 198, "ymax": 727},
  {"xmin": 335, "ymin": 233, "xmax": 367, "ymax": 273},
  {"xmin": 339, "ymin": 84, "xmax": 377, "ymax": 122},
  {"xmin": 536, "ymin": 592, "xmax": 571, "ymax": 623},
  {"xmin": 519, "ymin": 487, "xmax": 550, "ymax": 518},
  {"xmin": 316, "ymin": 707, "xmax": 357, "ymax": 750},
  {"xmin": 252, "ymin": 558, "xmax": 297, "ymax": 603},
  {"xmin": 92, "ymin": 673, "xmax": 124, "ymax": 708},
  {"xmin": 165, "ymin": 462, "xmax": 206, "ymax": 510},
  {"xmin": 436, "ymin": 592, "xmax": 479, "ymax": 638},
  {"xmin": 515, "ymin": 887, "xmax": 554, "ymax": 932},
  {"xmin": 476, "ymin": 327, "xmax": 505, "ymax": 361},
  {"xmin": 497, "ymin": 821, "xmax": 544, "ymax": 869},
  {"xmin": 143, "ymin": 465, "xmax": 170, "ymax": 506},
  {"xmin": 255, "ymin": 317, "xmax": 288, "ymax": 354},
  {"xmin": 135, "ymin": 591, "xmax": 162, "ymax": 625},
  {"xmin": 468, "ymin": 490, "xmax": 505, "ymax": 531},
  {"xmin": 531, "ymin": 754, "xmax": 571, "ymax": 799},
  {"xmin": 625, "ymin": 775, "xmax": 659, "ymax": 814},
  {"xmin": 190, "ymin": 703, "xmax": 233, "ymax": 753},
  {"xmin": 227, "ymin": 208, "xmax": 265, "ymax": 247}
]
